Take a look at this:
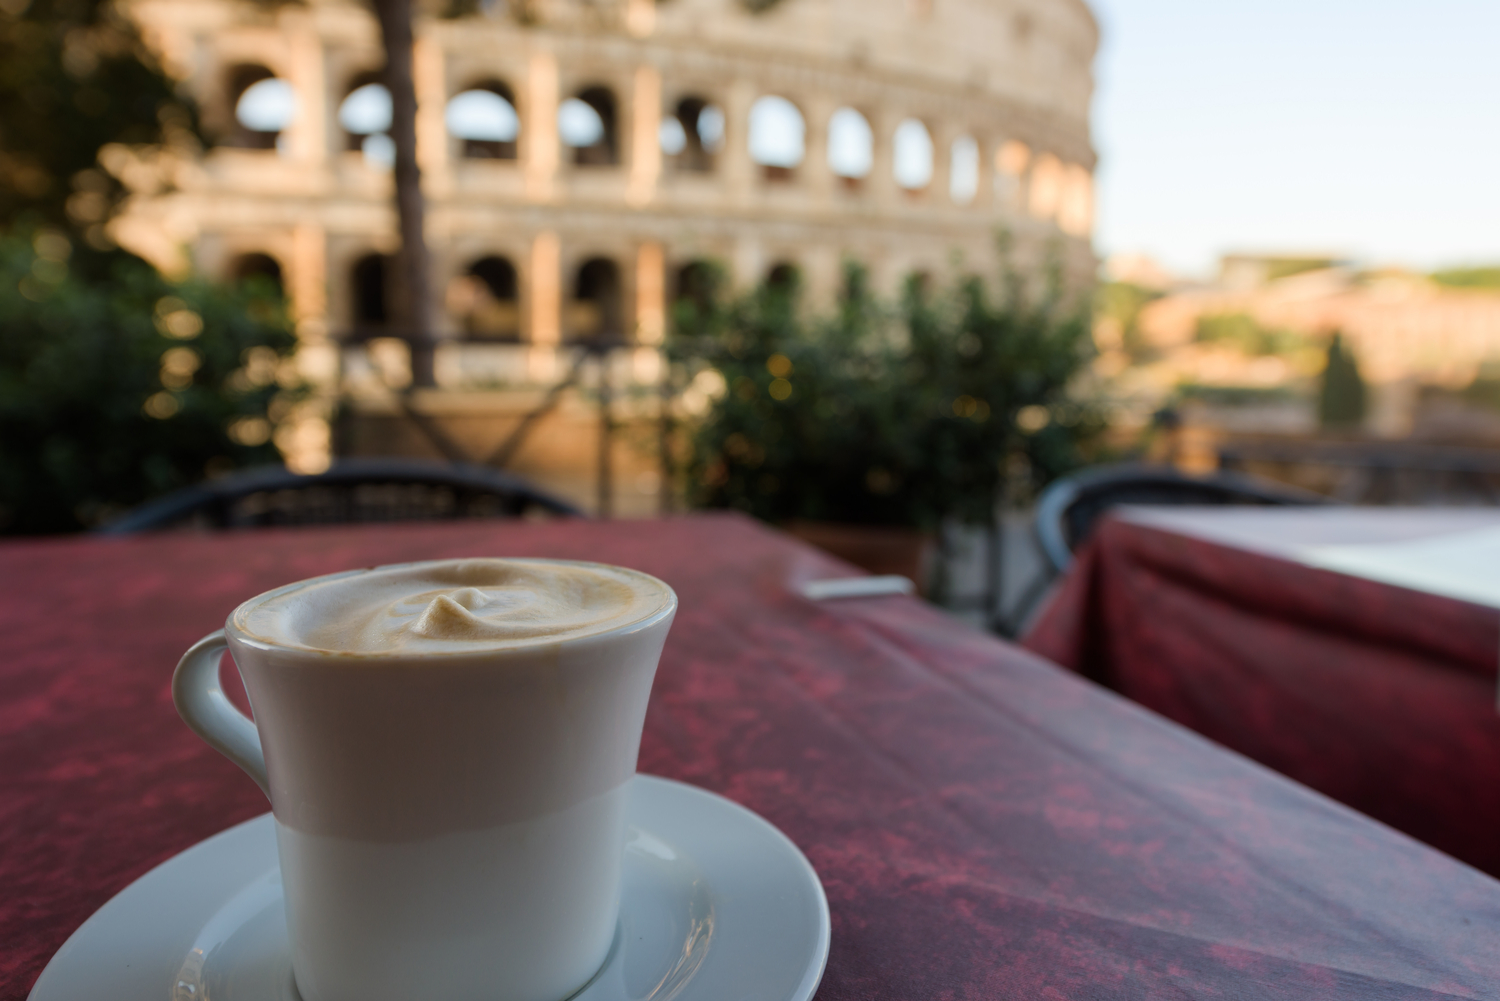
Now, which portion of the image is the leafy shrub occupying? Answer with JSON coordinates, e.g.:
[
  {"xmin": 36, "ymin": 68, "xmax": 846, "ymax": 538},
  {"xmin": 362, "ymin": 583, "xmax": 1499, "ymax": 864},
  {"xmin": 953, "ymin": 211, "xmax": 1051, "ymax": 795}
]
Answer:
[
  {"xmin": 0, "ymin": 231, "xmax": 297, "ymax": 533},
  {"xmin": 673, "ymin": 261, "xmax": 1101, "ymax": 529}
]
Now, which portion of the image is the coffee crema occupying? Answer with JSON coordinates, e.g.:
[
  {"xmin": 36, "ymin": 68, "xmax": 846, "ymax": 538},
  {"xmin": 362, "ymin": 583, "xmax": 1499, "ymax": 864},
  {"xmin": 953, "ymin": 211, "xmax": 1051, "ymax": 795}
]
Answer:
[{"xmin": 234, "ymin": 558, "xmax": 674, "ymax": 655}]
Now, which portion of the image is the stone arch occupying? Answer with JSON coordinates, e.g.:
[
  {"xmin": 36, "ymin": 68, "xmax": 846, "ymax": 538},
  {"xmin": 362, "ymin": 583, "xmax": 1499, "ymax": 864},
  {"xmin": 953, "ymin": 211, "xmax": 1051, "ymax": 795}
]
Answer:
[
  {"xmin": 452, "ymin": 255, "xmax": 521, "ymax": 340},
  {"xmin": 671, "ymin": 259, "xmax": 721, "ymax": 320},
  {"xmin": 893, "ymin": 117, "xmax": 935, "ymax": 193},
  {"xmin": 749, "ymin": 95, "xmax": 805, "ymax": 182},
  {"xmin": 448, "ymin": 80, "xmax": 520, "ymax": 161},
  {"xmin": 662, "ymin": 96, "xmax": 725, "ymax": 173},
  {"xmin": 567, "ymin": 256, "xmax": 623, "ymax": 342},
  {"xmin": 766, "ymin": 261, "xmax": 801, "ymax": 294},
  {"xmin": 827, "ymin": 107, "xmax": 873, "ymax": 190},
  {"xmin": 339, "ymin": 71, "xmax": 392, "ymax": 164},
  {"xmin": 230, "ymin": 252, "xmax": 283, "ymax": 294},
  {"xmin": 560, "ymin": 86, "xmax": 618, "ymax": 167},
  {"xmin": 351, "ymin": 252, "xmax": 392, "ymax": 330},
  {"xmin": 225, "ymin": 64, "xmax": 294, "ymax": 150}
]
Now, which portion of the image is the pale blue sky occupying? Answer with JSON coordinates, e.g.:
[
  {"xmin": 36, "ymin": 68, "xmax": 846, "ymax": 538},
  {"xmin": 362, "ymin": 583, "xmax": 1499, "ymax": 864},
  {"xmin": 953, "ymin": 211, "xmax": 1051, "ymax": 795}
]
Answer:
[{"xmin": 1087, "ymin": 0, "xmax": 1500, "ymax": 277}]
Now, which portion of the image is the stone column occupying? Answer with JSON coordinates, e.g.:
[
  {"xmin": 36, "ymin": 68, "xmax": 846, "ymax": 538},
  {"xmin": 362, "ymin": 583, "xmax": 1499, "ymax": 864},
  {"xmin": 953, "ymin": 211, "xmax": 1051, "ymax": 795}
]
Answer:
[
  {"xmin": 628, "ymin": 64, "xmax": 661, "ymax": 207},
  {"xmin": 722, "ymin": 78, "xmax": 755, "ymax": 207},
  {"xmin": 284, "ymin": 17, "xmax": 327, "ymax": 167},
  {"xmin": 525, "ymin": 50, "xmax": 559, "ymax": 202},
  {"xmin": 867, "ymin": 108, "xmax": 898, "ymax": 214},
  {"xmin": 802, "ymin": 93, "xmax": 836, "ymax": 208},
  {"xmin": 635, "ymin": 241, "xmax": 665, "ymax": 345},
  {"xmin": 529, "ymin": 230, "xmax": 561, "ymax": 346}
]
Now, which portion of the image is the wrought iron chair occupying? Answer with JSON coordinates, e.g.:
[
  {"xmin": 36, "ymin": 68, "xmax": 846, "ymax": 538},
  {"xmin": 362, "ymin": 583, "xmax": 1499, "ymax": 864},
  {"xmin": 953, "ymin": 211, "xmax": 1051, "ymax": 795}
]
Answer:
[
  {"xmin": 99, "ymin": 458, "xmax": 584, "ymax": 534},
  {"xmin": 1033, "ymin": 461, "xmax": 1332, "ymax": 576}
]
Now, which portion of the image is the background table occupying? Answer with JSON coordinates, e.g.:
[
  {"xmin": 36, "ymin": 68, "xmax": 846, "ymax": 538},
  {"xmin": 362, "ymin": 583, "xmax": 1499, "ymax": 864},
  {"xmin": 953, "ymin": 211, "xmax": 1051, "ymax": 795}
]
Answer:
[
  {"xmin": 6, "ymin": 514, "xmax": 1500, "ymax": 999},
  {"xmin": 1024, "ymin": 506, "xmax": 1500, "ymax": 877}
]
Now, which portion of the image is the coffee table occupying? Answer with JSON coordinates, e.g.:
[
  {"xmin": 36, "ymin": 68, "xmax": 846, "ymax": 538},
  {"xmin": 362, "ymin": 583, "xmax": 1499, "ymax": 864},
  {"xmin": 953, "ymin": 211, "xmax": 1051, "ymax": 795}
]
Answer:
[{"xmin": 6, "ymin": 513, "xmax": 1500, "ymax": 998}]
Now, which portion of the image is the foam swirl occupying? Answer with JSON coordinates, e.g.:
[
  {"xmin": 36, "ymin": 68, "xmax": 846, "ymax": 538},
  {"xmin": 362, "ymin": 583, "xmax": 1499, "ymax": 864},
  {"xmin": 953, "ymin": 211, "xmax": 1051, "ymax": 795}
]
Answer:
[{"xmin": 236, "ymin": 559, "xmax": 673, "ymax": 654}]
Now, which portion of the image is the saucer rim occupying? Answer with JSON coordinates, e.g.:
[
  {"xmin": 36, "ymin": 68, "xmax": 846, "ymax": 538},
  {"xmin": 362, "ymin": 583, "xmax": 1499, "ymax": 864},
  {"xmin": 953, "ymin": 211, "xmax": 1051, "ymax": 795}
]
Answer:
[{"xmin": 26, "ymin": 773, "xmax": 831, "ymax": 1001}]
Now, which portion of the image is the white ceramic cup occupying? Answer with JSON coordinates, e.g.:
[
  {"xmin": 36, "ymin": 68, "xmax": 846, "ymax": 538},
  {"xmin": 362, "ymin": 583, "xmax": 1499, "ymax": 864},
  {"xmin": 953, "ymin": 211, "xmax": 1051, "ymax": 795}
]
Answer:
[{"xmin": 172, "ymin": 559, "xmax": 677, "ymax": 1001}]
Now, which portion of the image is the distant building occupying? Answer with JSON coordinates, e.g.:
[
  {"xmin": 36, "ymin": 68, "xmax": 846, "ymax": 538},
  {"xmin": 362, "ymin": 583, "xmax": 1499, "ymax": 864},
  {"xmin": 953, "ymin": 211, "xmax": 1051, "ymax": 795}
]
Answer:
[
  {"xmin": 118, "ymin": 0, "xmax": 1099, "ymax": 507},
  {"xmin": 1112, "ymin": 255, "xmax": 1500, "ymax": 441}
]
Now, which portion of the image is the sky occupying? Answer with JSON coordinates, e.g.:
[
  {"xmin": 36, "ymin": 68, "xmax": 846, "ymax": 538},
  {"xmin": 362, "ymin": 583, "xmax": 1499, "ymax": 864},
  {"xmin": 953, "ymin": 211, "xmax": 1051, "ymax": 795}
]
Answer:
[{"xmin": 1087, "ymin": 0, "xmax": 1500, "ymax": 278}]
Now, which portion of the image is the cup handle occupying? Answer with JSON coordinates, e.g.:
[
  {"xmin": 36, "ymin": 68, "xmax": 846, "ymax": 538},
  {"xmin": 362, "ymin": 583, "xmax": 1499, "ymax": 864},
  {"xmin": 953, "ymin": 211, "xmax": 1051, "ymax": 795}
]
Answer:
[{"xmin": 173, "ymin": 630, "xmax": 270, "ymax": 800}]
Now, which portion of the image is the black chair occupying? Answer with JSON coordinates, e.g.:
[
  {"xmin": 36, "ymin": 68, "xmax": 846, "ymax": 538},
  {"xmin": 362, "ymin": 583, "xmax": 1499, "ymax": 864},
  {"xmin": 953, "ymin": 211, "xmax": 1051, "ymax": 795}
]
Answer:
[
  {"xmin": 99, "ymin": 458, "xmax": 584, "ymax": 534},
  {"xmin": 1033, "ymin": 461, "xmax": 1333, "ymax": 575}
]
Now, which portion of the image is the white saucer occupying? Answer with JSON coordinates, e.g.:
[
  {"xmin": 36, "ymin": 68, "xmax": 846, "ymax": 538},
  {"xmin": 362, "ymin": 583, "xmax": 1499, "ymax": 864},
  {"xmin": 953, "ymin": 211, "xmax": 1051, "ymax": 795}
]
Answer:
[{"xmin": 28, "ymin": 775, "xmax": 830, "ymax": 1001}]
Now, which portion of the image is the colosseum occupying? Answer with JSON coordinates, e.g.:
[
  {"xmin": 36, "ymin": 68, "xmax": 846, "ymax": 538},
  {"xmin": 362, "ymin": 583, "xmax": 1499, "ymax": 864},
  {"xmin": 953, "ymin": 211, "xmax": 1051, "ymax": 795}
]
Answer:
[{"xmin": 118, "ymin": 0, "xmax": 1099, "ymax": 513}]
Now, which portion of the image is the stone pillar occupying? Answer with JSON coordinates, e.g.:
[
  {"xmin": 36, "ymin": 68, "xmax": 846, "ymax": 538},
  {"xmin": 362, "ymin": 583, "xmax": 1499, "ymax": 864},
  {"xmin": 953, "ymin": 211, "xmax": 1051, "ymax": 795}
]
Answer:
[
  {"xmin": 994, "ymin": 139, "xmax": 1031, "ymax": 217},
  {"xmin": 628, "ymin": 64, "xmax": 661, "ymax": 207},
  {"xmin": 928, "ymin": 120, "xmax": 952, "ymax": 205},
  {"xmin": 525, "ymin": 51, "xmax": 559, "ymax": 202},
  {"xmin": 635, "ymin": 241, "xmax": 665, "ymax": 344},
  {"xmin": 802, "ymin": 93, "xmax": 836, "ymax": 207},
  {"xmin": 284, "ymin": 18, "xmax": 326, "ymax": 166},
  {"xmin": 529, "ymin": 231, "xmax": 561, "ymax": 346},
  {"xmin": 722, "ymin": 78, "xmax": 755, "ymax": 207},
  {"xmin": 868, "ymin": 109, "xmax": 898, "ymax": 213}
]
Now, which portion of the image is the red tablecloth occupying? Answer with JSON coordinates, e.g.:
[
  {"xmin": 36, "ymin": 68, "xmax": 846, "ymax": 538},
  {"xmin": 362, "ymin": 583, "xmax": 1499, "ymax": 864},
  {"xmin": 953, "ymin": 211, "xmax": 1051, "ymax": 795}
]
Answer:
[
  {"xmin": 6, "ymin": 514, "xmax": 1500, "ymax": 999},
  {"xmin": 1024, "ymin": 509, "xmax": 1500, "ymax": 878}
]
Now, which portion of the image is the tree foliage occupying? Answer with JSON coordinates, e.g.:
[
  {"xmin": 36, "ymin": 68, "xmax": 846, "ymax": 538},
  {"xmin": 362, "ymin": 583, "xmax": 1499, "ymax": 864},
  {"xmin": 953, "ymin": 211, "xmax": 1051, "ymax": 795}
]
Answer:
[{"xmin": 0, "ymin": 0, "xmax": 197, "ymax": 239}]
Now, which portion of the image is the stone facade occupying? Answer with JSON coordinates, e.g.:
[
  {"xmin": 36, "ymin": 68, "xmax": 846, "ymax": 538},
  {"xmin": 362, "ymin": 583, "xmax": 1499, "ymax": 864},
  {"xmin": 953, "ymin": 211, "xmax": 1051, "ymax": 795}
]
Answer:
[{"xmin": 117, "ymin": 0, "xmax": 1098, "ymax": 510}]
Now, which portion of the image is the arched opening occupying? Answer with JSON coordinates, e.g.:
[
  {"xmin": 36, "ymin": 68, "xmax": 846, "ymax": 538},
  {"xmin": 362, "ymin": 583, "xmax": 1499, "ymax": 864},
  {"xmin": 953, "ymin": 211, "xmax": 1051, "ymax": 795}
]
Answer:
[
  {"xmin": 447, "ymin": 81, "xmax": 519, "ymax": 160},
  {"xmin": 560, "ymin": 87, "xmax": 618, "ymax": 167},
  {"xmin": 748, "ymin": 96, "xmax": 804, "ymax": 182},
  {"xmin": 893, "ymin": 118, "xmax": 934, "ymax": 193},
  {"xmin": 661, "ymin": 97, "xmax": 724, "ymax": 173},
  {"xmin": 227, "ymin": 65, "xmax": 296, "ymax": 150},
  {"xmin": 827, "ymin": 107, "xmax": 873, "ymax": 191},
  {"xmin": 451, "ymin": 255, "xmax": 521, "ymax": 340},
  {"xmin": 339, "ymin": 74, "xmax": 394, "ymax": 167},
  {"xmin": 567, "ymin": 257, "xmax": 622, "ymax": 343},
  {"xmin": 231, "ymin": 252, "xmax": 283, "ymax": 295},
  {"xmin": 671, "ymin": 259, "xmax": 720, "ymax": 328},
  {"xmin": 351, "ymin": 253, "xmax": 392, "ymax": 331},
  {"xmin": 766, "ymin": 261, "xmax": 801, "ymax": 296},
  {"xmin": 949, "ymin": 134, "xmax": 979, "ymax": 205}
]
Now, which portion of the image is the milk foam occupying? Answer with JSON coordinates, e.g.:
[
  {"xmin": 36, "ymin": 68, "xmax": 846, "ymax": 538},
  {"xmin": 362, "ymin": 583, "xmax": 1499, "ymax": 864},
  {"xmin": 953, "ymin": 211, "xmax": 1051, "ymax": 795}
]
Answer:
[{"xmin": 235, "ymin": 559, "xmax": 673, "ymax": 654}]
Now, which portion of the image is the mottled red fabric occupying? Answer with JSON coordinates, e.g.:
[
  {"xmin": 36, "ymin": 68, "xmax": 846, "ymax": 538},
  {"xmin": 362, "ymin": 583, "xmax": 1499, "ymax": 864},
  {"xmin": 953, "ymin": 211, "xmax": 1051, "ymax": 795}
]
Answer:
[
  {"xmin": 6, "ymin": 514, "xmax": 1500, "ymax": 1000},
  {"xmin": 1024, "ymin": 513, "xmax": 1500, "ymax": 878}
]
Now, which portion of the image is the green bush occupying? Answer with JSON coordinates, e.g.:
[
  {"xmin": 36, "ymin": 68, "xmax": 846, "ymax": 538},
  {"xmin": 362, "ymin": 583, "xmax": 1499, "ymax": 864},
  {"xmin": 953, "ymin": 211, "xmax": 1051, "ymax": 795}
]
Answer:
[
  {"xmin": 0, "ymin": 230, "xmax": 298, "ymax": 533},
  {"xmin": 673, "ymin": 261, "xmax": 1101, "ymax": 529}
]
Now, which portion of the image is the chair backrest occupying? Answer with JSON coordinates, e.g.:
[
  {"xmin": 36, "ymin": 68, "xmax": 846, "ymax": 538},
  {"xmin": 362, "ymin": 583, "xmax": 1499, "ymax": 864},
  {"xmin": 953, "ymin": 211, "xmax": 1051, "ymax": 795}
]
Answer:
[
  {"xmin": 1033, "ymin": 462, "xmax": 1331, "ymax": 574},
  {"xmin": 98, "ymin": 458, "xmax": 584, "ymax": 534}
]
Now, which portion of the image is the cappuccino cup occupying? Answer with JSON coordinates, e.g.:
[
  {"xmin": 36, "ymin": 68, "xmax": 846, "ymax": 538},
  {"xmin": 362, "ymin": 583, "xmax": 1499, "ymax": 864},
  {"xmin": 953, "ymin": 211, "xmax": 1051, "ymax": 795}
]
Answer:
[{"xmin": 172, "ymin": 558, "xmax": 677, "ymax": 1001}]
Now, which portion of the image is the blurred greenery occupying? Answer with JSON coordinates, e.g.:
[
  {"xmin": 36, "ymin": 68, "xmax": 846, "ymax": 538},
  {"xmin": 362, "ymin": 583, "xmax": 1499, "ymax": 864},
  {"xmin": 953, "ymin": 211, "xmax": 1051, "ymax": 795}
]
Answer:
[
  {"xmin": 1431, "ymin": 267, "xmax": 1500, "ymax": 290},
  {"xmin": 1317, "ymin": 331, "xmax": 1367, "ymax": 429},
  {"xmin": 1194, "ymin": 312, "xmax": 1309, "ymax": 357},
  {"xmin": 0, "ymin": 230, "xmax": 299, "ymax": 534},
  {"xmin": 1095, "ymin": 281, "xmax": 1160, "ymax": 359},
  {"xmin": 0, "ymin": 0, "xmax": 307, "ymax": 535},
  {"xmin": 670, "ymin": 258, "xmax": 1102, "ymax": 529}
]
